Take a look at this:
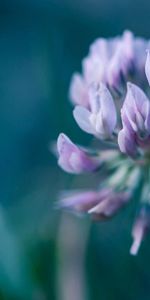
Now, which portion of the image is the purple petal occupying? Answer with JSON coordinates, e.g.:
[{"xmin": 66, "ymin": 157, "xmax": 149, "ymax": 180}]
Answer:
[
  {"xmin": 145, "ymin": 50, "xmax": 150, "ymax": 86},
  {"xmin": 99, "ymin": 83, "xmax": 117, "ymax": 134},
  {"xmin": 73, "ymin": 106, "xmax": 95, "ymax": 134},
  {"xmin": 89, "ymin": 191, "xmax": 129, "ymax": 219},
  {"xmin": 122, "ymin": 30, "xmax": 134, "ymax": 62},
  {"xmin": 130, "ymin": 208, "xmax": 150, "ymax": 255},
  {"xmin": 69, "ymin": 73, "xmax": 89, "ymax": 107},
  {"xmin": 89, "ymin": 83, "xmax": 101, "ymax": 114},
  {"xmin": 57, "ymin": 133, "xmax": 100, "ymax": 174},
  {"xmin": 59, "ymin": 190, "xmax": 101, "ymax": 212},
  {"xmin": 118, "ymin": 128, "xmax": 137, "ymax": 156},
  {"xmin": 126, "ymin": 82, "xmax": 149, "ymax": 114},
  {"xmin": 69, "ymin": 151, "xmax": 99, "ymax": 173},
  {"xmin": 144, "ymin": 101, "xmax": 150, "ymax": 132},
  {"xmin": 121, "ymin": 83, "xmax": 150, "ymax": 135},
  {"xmin": 57, "ymin": 133, "xmax": 75, "ymax": 155},
  {"xmin": 57, "ymin": 133, "xmax": 77, "ymax": 173}
]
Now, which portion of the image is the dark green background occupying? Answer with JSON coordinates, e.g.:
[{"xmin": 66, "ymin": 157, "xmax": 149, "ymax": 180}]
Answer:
[{"xmin": 1, "ymin": 1, "xmax": 150, "ymax": 299}]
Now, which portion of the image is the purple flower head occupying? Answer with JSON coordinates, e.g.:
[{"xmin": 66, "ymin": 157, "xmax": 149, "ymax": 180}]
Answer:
[
  {"xmin": 73, "ymin": 83, "xmax": 117, "ymax": 139},
  {"xmin": 57, "ymin": 133, "xmax": 100, "ymax": 174},
  {"xmin": 56, "ymin": 31, "xmax": 150, "ymax": 255},
  {"xmin": 118, "ymin": 82, "xmax": 150, "ymax": 155},
  {"xmin": 130, "ymin": 207, "xmax": 150, "ymax": 255}
]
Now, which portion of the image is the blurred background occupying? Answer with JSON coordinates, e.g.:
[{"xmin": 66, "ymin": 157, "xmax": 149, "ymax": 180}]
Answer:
[{"xmin": 1, "ymin": 0, "xmax": 150, "ymax": 299}]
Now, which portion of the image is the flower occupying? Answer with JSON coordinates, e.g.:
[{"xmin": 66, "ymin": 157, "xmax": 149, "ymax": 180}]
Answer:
[
  {"xmin": 57, "ymin": 133, "xmax": 100, "ymax": 174},
  {"xmin": 118, "ymin": 82, "xmax": 150, "ymax": 156},
  {"xmin": 73, "ymin": 83, "xmax": 117, "ymax": 139},
  {"xmin": 55, "ymin": 31, "xmax": 150, "ymax": 255},
  {"xmin": 69, "ymin": 31, "xmax": 149, "ymax": 107}
]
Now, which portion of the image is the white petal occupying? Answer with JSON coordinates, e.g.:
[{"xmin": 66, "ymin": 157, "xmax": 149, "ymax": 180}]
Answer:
[
  {"xmin": 73, "ymin": 106, "xmax": 95, "ymax": 134},
  {"xmin": 99, "ymin": 83, "xmax": 117, "ymax": 133}
]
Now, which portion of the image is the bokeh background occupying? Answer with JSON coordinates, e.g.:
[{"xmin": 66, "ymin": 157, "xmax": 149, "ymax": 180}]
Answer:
[{"xmin": 1, "ymin": 0, "xmax": 150, "ymax": 299}]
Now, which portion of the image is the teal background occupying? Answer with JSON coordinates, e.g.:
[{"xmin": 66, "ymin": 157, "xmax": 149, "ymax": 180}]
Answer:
[{"xmin": 1, "ymin": 1, "xmax": 150, "ymax": 299}]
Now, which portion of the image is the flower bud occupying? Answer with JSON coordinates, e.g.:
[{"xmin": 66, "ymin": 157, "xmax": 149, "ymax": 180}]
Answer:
[{"xmin": 73, "ymin": 83, "xmax": 117, "ymax": 139}]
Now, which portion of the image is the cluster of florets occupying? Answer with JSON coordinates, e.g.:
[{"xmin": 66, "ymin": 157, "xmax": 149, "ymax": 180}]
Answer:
[{"xmin": 56, "ymin": 31, "xmax": 150, "ymax": 255}]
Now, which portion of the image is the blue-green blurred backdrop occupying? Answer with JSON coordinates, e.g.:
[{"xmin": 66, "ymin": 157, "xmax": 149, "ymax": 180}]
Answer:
[{"xmin": 1, "ymin": 1, "xmax": 150, "ymax": 299}]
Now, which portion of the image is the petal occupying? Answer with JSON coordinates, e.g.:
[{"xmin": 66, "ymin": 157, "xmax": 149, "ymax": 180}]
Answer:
[
  {"xmin": 89, "ymin": 191, "xmax": 129, "ymax": 219},
  {"xmin": 145, "ymin": 50, "xmax": 150, "ymax": 86},
  {"xmin": 99, "ymin": 83, "xmax": 117, "ymax": 133},
  {"xmin": 107, "ymin": 44, "xmax": 122, "ymax": 87},
  {"xmin": 122, "ymin": 30, "xmax": 134, "ymax": 61},
  {"xmin": 130, "ymin": 207, "xmax": 150, "ymax": 255},
  {"xmin": 58, "ymin": 156, "xmax": 74, "ymax": 173},
  {"xmin": 90, "ymin": 38, "xmax": 108, "ymax": 62},
  {"xmin": 89, "ymin": 83, "xmax": 101, "ymax": 113},
  {"xmin": 130, "ymin": 224, "xmax": 144, "ymax": 255},
  {"xmin": 118, "ymin": 128, "xmax": 137, "ymax": 156},
  {"xmin": 126, "ymin": 82, "xmax": 149, "ymax": 114},
  {"xmin": 144, "ymin": 101, "xmax": 150, "ymax": 132},
  {"xmin": 82, "ymin": 55, "xmax": 105, "ymax": 84},
  {"xmin": 57, "ymin": 133, "xmax": 76, "ymax": 155},
  {"xmin": 134, "ymin": 38, "xmax": 147, "ymax": 72},
  {"xmin": 59, "ymin": 190, "xmax": 101, "ymax": 212},
  {"xmin": 57, "ymin": 133, "xmax": 79, "ymax": 173},
  {"xmin": 57, "ymin": 133, "xmax": 100, "ymax": 174},
  {"xmin": 69, "ymin": 73, "xmax": 89, "ymax": 107},
  {"xmin": 70, "ymin": 151, "xmax": 100, "ymax": 173},
  {"xmin": 73, "ymin": 106, "xmax": 95, "ymax": 134}
]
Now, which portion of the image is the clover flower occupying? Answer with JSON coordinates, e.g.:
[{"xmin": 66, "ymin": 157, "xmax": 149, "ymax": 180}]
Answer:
[
  {"xmin": 56, "ymin": 31, "xmax": 150, "ymax": 255},
  {"xmin": 73, "ymin": 83, "xmax": 117, "ymax": 139}
]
